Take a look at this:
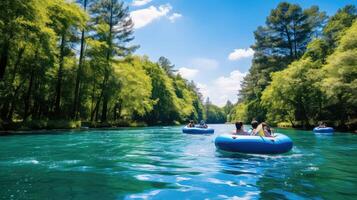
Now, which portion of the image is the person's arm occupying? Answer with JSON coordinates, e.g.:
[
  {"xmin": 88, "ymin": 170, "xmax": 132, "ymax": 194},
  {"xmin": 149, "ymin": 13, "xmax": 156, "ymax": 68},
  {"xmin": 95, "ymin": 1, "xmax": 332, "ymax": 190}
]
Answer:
[
  {"xmin": 264, "ymin": 130, "xmax": 272, "ymax": 137},
  {"xmin": 255, "ymin": 124, "xmax": 263, "ymax": 136}
]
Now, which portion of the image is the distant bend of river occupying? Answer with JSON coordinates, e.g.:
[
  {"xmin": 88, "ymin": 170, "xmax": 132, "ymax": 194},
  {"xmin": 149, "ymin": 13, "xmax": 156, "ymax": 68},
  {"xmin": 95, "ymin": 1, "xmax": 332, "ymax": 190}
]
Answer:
[{"xmin": 0, "ymin": 124, "xmax": 356, "ymax": 200}]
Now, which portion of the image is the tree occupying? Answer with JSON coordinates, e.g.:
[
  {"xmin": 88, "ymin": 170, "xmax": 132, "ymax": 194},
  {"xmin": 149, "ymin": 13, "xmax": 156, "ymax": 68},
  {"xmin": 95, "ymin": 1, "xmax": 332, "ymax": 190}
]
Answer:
[
  {"xmin": 204, "ymin": 104, "xmax": 226, "ymax": 124},
  {"xmin": 223, "ymin": 100, "xmax": 234, "ymax": 121},
  {"xmin": 158, "ymin": 56, "xmax": 176, "ymax": 76},
  {"xmin": 48, "ymin": 0, "xmax": 87, "ymax": 117},
  {"xmin": 261, "ymin": 59, "xmax": 324, "ymax": 128},
  {"xmin": 321, "ymin": 20, "xmax": 357, "ymax": 129},
  {"xmin": 0, "ymin": 0, "xmax": 40, "ymax": 79},
  {"xmin": 323, "ymin": 5, "xmax": 357, "ymax": 49},
  {"xmin": 112, "ymin": 57, "xmax": 154, "ymax": 120},
  {"xmin": 90, "ymin": 0, "xmax": 136, "ymax": 122},
  {"xmin": 72, "ymin": 0, "xmax": 91, "ymax": 119},
  {"xmin": 0, "ymin": 0, "xmax": 207, "ymax": 129},
  {"xmin": 236, "ymin": 2, "xmax": 326, "ymax": 123},
  {"xmin": 229, "ymin": 102, "xmax": 248, "ymax": 123},
  {"xmin": 259, "ymin": 6, "xmax": 357, "ymax": 129},
  {"xmin": 141, "ymin": 60, "xmax": 181, "ymax": 124}
]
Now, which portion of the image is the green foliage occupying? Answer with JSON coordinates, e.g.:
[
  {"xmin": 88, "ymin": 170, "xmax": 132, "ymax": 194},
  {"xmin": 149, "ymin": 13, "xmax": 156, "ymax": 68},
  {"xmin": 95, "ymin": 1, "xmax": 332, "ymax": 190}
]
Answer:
[
  {"xmin": 205, "ymin": 104, "xmax": 226, "ymax": 124},
  {"xmin": 223, "ymin": 100, "xmax": 234, "ymax": 121},
  {"xmin": 229, "ymin": 102, "xmax": 248, "ymax": 123},
  {"xmin": 323, "ymin": 5, "xmax": 357, "ymax": 49},
  {"xmin": 158, "ymin": 56, "xmax": 176, "ymax": 76},
  {"xmin": 204, "ymin": 98, "xmax": 226, "ymax": 123},
  {"xmin": 260, "ymin": 14, "xmax": 356, "ymax": 129},
  {"xmin": 114, "ymin": 57, "xmax": 155, "ymax": 118},
  {"xmin": 139, "ymin": 58, "xmax": 203, "ymax": 124},
  {"xmin": 0, "ymin": 0, "xmax": 205, "ymax": 129},
  {"xmin": 235, "ymin": 2, "xmax": 326, "ymax": 125},
  {"xmin": 261, "ymin": 59, "xmax": 325, "ymax": 127},
  {"xmin": 232, "ymin": 3, "xmax": 356, "ymax": 130},
  {"xmin": 321, "ymin": 20, "xmax": 357, "ymax": 128}
]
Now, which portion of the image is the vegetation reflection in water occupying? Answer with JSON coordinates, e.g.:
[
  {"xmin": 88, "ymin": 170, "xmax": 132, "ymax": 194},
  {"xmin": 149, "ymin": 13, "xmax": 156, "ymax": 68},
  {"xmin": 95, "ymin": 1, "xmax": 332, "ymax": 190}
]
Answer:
[{"xmin": 0, "ymin": 125, "xmax": 357, "ymax": 200}]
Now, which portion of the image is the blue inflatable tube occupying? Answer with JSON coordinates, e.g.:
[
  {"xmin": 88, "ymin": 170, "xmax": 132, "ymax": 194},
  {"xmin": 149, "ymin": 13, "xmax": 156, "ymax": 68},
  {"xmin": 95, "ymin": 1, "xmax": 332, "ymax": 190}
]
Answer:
[
  {"xmin": 215, "ymin": 133, "xmax": 293, "ymax": 154},
  {"xmin": 313, "ymin": 127, "xmax": 334, "ymax": 134},
  {"xmin": 182, "ymin": 126, "xmax": 214, "ymax": 134}
]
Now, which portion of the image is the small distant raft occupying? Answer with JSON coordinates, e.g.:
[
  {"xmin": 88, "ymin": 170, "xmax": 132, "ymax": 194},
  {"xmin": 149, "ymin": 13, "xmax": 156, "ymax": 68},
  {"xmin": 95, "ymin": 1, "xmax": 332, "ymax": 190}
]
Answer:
[
  {"xmin": 182, "ymin": 126, "xmax": 214, "ymax": 134},
  {"xmin": 313, "ymin": 127, "xmax": 334, "ymax": 135},
  {"xmin": 215, "ymin": 133, "xmax": 293, "ymax": 154}
]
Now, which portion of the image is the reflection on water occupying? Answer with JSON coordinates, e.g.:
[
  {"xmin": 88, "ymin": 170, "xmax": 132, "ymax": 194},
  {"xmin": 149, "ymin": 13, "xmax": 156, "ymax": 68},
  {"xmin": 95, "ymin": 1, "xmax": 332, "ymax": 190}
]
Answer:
[{"xmin": 0, "ymin": 125, "xmax": 356, "ymax": 199}]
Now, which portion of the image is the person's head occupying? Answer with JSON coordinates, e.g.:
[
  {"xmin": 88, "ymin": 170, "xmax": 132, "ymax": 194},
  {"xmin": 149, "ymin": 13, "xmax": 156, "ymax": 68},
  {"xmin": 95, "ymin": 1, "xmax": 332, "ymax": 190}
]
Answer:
[
  {"xmin": 235, "ymin": 121, "xmax": 243, "ymax": 130},
  {"xmin": 189, "ymin": 120, "xmax": 194, "ymax": 124},
  {"xmin": 200, "ymin": 120, "xmax": 205, "ymax": 125},
  {"xmin": 251, "ymin": 120, "xmax": 259, "ymax": 129}
]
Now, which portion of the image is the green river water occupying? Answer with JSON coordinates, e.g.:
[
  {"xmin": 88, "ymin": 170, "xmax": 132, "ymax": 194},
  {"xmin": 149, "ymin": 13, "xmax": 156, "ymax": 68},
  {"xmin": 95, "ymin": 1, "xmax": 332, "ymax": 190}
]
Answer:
[{"xmin": 0, "ymin": 124, "xmax": 356, "ymax": 200}]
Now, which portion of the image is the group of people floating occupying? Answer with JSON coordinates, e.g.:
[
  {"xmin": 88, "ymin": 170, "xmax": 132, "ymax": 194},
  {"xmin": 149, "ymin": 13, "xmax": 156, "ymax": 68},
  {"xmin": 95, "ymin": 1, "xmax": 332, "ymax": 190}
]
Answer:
[
  {"xmin": 187, "ymin": 120, "xmax": 208, "ymax": 128},
  {"xmin": 187, "ymin": 120, "xmax": 274, "ymax": 137}
]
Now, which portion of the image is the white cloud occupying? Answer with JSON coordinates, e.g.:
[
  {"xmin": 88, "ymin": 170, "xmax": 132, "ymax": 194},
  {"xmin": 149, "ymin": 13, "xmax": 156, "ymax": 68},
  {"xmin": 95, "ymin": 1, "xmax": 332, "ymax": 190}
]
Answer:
[
  {"xmin": 130, "ymin": 4, "xmax": 172, "ymax": 29},
  {"xmin": 191, "ymin": 58, "xmax": 219, "ymax": 70},
  {"xmin": 132, "ymin": 0, "xmax": 152, "ymax": 7},
  {"xmin": 168, "ymin": 13, "xmax": 182, "ymax": 23},
  {"xmin": 196, "ymin": 82, "xmax": 209, "ymax": 100},
  {"xmin": 215, "ymin": 70, "xmax": 246, "ymax": 93},
  {"xmin": 177, "ymin": 67, "xmax": 199, "ymax": 79},
  {"xmin": 197, "ymin": 70, "xmax": 247, "ymax": 106},
  {"xmin": 228, "ymin": 48, "xmax": 254, "ymax": 61}
]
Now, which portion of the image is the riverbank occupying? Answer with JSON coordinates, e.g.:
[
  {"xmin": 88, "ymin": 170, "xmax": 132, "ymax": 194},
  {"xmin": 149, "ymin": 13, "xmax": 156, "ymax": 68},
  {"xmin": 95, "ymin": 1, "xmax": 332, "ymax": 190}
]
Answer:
[
  {"xmin": 1, "ymin": 119, "xmax": 355, "ymax": 136},
  {"xmin": 0, "ymin": 119, "xmax": 150, "ymax": 134},
  {"xmin": 276, "ymin": 121, "xmax": 357, "ymax": 133}
]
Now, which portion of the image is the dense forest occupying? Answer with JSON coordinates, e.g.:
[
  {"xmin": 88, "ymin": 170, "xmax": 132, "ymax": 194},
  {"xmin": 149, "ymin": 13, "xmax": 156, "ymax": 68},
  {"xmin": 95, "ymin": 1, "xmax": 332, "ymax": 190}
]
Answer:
[
  {"xmin": 0, "ymin": 0, "xmax": 228, "ymax": 130},
  {"xmin": 229, "ymin": 3, "xmax": 357, "ymax": 131}
]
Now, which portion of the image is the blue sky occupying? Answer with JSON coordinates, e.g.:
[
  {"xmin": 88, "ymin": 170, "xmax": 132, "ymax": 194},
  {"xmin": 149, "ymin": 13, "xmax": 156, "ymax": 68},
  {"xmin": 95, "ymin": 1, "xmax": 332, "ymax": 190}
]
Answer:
[{"xmin": 128, "ymin": 0, "xmax": 356, "ymax": 106}]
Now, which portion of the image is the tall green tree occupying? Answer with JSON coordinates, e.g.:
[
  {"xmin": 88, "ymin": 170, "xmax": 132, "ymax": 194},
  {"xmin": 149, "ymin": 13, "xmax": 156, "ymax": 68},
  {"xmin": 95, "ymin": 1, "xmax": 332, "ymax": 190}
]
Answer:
[
  {"xmin": 90, "ymin": 0, "xmax": 136, "ymax": 122},
  {"xmin": 0, "ymin": 0, "xmax": 57, "ymax": 121},
  {"xmin": 321, "ymin": 20, "xmax": 357, "ymax": 129},
  {"xmin": 236, "ymin": 2, "xmax": 326, "ymax": 123},
  {"xmin": 261, "ymin": 59, "xmax": 325, "ymax": 127},
  {"xmin": 158, "ymin": 56, "xmax": 176, "ymax": 76},
  {"xmin": 260, "ymin": 6, "xmax": 356, "ymax": 129},
  {"xmin": 0, "ymin": 0, "xmax": 40, "ymax": 79},
  {"xmin": 72, "ymin": 0, "xmax": 91, "ymax": 119},
  {"xmin": 141, "ymin": 60, "xmax": 180, "ymax": 124},
  {"xmin": 48, "ymin": 0, "xmax": 87, "ymax": 117},
  {"xmin": 323, "ymin": 5, "xmax": 357, "ymax": 49}
]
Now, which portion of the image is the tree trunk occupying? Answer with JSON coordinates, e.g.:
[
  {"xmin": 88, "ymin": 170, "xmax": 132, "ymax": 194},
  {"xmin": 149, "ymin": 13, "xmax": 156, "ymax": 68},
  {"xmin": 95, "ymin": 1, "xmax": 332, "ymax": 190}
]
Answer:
[
  {"xmin": 292, "ymin": 21, "xmax": 298, "ymax": 59},
  {"xmin": 7, "ymin": 80, "xmax": 25, "ymax": 121},
  {"xmin": 91, "ymin": 83, "xmax": 104, "ymax": 122},
  {"xmin": 101, "ymin": 1, "xmax": 114, "ymax": 122},
  {"xmin": 54, "ymin": 32, "xmax": 66, "ymax": 117},
  {"xmin": 284, "ymin": 25, "xmax": 294, "ymax": 60},
  {"xmin": 101, "ymin": 71, "xmax": 109, "ymax": 122},
  {"xmin": 0, "ymin": 47, "xmax": 26, "ymax": 120},
  {"xmin": 72, "ymin": 0, "xmax": 87, "ymax": 119},
  {"xmin": 24, "ymin": 68, "xmax": 35, "ymax": 120},
  {"xmin": 0, "ymin": 40, "xmax": 10, "ymax": 80}
]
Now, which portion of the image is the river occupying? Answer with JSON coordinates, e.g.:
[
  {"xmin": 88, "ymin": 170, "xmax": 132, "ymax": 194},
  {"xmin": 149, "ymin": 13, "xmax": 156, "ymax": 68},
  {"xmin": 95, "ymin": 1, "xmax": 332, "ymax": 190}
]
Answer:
[{"xmin": 0, "ymin": 124, "xmax": 356, "ymax": 200}]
